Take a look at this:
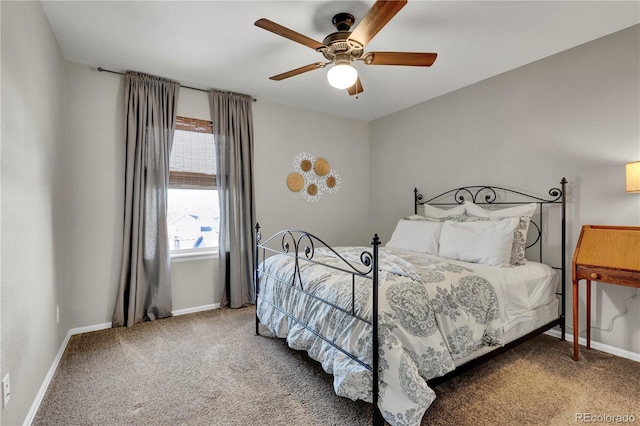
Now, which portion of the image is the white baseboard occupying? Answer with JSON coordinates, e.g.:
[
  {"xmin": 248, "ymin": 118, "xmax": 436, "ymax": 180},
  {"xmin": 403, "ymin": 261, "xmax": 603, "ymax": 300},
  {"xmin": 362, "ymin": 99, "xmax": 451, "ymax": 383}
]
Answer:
[
  {"xmin": 23, "ymin": 303, "xmax": 220, "ymax": 425},
  {"xmin": 69, "ymin": 322, "xmax": 112, "ymax": 335},
  {"xmin": 544, "ymin": 329, "xmax": 640, "ymax": 362},
  {"xmin": 173, "ymin": 303, "xmax": 219, "ymax": 316},
  {"xmin": 23, "ymin": 329, "xmax": 73, "ymax": 425}
]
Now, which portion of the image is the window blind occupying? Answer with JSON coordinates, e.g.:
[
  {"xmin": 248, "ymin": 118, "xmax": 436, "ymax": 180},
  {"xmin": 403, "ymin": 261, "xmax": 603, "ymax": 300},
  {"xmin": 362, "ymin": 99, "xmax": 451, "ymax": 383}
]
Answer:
[{"xmin": 169, "ymin": 116, "xmax": 216, "ymax": 189}]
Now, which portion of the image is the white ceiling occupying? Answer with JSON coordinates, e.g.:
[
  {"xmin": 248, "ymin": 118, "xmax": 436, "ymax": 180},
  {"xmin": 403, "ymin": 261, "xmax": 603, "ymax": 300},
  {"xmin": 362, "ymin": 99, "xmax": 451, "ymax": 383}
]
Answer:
[{"xmin": 41, "ymin": 1, "xmax": 639, "ymax": 122}]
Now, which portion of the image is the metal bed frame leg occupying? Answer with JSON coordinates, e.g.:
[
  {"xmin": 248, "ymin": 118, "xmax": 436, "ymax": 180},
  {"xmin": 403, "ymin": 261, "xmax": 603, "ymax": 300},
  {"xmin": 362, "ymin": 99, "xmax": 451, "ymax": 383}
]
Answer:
[
  {"xmin": 255, "ymin": 223, "xmax": 261, "ymax": 336},
  {"xmin": 560, "ymin": 178, "xmax": 567, "ymax": 341},
  {"xmin": 371, "ymin": 234, "xmax": 382, "ymax": 426},
  {"xmin": 373, "ymin": 409, "xmax": 385, "ymax": 426}
]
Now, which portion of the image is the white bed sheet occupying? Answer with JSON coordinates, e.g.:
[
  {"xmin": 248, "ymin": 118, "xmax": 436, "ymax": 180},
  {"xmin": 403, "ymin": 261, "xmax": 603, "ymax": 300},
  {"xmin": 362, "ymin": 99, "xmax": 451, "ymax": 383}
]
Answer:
[{"xmin": 519, "ymin": 261, "xmax": 559, "ymax": 309}]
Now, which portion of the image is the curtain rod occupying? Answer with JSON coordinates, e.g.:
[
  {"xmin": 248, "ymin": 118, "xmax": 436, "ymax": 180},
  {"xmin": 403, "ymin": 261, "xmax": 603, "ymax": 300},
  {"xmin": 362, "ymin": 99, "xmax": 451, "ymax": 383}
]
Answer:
[{"xmin": 97, "ymin": 67, "xmax": 256, "ymax": 102}]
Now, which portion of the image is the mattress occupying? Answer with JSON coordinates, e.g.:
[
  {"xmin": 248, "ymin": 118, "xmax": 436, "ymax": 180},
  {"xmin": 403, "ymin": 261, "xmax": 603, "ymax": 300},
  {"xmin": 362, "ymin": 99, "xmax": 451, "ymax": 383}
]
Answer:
[{"xmin": 439, "ymin": 256, "xmax": 559, "ymax": 334}]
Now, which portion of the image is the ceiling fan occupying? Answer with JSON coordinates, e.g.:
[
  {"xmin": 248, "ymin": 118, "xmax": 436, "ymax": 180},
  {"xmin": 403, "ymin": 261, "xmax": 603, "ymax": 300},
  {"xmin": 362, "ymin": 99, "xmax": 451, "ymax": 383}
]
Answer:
[{"xmin": 254, "ymin": 0, "xmax": 437, "ymax": 96}]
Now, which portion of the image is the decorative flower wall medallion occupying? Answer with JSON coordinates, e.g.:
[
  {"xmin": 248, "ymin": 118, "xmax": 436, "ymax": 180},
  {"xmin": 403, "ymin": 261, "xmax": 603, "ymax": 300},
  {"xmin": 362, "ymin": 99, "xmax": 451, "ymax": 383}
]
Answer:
[
  {"xmin": 288, "ymin": 152, "xmax": 341, "ymax": 202},
  {"xmin": 294, "ymin": 152, "xmax": 316, "ymax": 177},
  {"xmin": 301, "ymin": 176, "xmax": 323, "ymax": 203},
  {"xmin": 322, "ymin": 169, "xmax": 341, "ymax": 195}
]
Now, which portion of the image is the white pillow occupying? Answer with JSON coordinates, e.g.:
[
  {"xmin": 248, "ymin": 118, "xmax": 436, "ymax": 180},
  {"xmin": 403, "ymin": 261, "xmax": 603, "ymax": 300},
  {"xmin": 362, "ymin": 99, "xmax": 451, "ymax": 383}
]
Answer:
[
  {"xmin": 421, "ymin": 203, "xmax": 466, "ymax": 218},
  {"xmin": 464, "ymin": 201, "xmax": 536, "ymax": 218},
  {"xmin": 465, "ymin": 215, "xmax": 532, "ymax": 265},
  {"xmin": 386, "ymin": 220, "xmax": 443, "ymax": 255},
  {"xmin": 438, "ymin": 218, "xmax": 520, "ymax": 267},
  {"xmin": 464, "ymin": 202, "xmax": 536, "ymax": 266}
]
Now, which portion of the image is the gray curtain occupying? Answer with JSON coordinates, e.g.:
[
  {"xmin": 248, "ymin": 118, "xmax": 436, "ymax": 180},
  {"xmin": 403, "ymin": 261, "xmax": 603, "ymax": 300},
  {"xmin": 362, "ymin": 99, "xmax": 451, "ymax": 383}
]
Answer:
[
  {"xmin": 113, "ymin": 71, "xmax": 179, "ymax": 327},
  {"xmin": 210, "ymin": 90, "xmax": 256, "ymax": 308}
]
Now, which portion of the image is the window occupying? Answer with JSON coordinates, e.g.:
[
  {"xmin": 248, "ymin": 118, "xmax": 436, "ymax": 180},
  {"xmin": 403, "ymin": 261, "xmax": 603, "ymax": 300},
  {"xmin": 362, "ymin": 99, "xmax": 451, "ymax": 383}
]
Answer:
[{"xmin": 167, "ymin": 116, "xmax": 219, "ymax": 254}]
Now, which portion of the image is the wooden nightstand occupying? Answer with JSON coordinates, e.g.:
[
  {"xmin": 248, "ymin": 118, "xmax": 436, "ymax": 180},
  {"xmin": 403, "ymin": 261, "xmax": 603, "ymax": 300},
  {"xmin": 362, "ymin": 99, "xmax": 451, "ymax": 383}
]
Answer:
[{"xmin": 572, "ymin": 225, "xmax": 640, "ymax": 361}]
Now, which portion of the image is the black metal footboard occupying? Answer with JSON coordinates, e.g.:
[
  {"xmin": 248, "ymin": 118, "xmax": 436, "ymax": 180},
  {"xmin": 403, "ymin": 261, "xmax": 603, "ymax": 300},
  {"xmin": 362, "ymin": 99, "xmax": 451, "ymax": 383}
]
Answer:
[{"xmin": 254, "ymin": 225, "xmax": 385, "ymax": 424}]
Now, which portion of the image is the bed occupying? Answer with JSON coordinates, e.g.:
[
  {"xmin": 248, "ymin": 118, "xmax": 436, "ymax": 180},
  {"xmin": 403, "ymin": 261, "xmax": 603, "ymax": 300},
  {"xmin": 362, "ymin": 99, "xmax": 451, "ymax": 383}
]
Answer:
[{"xmin": 254, "ymin": 180, "xmax": 567, "ymax": 426}]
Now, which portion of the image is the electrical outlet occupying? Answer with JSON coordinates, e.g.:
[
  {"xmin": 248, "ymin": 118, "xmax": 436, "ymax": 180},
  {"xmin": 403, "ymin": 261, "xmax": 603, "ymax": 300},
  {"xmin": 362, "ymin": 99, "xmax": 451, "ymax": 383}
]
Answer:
[
  {"xmin": 2, "ymin": 373, "xmax": 10, "ymax": 408},
  {"xmin": 56, "ymin": 305, "xmax": 60, "ymax": 325}
]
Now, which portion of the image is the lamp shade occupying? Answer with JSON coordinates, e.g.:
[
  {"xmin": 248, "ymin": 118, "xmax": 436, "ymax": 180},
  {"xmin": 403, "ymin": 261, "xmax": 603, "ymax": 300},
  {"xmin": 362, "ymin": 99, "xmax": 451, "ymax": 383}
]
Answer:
[
  {"xmin": 327, "ymin": 64, "xmax": 357, "ymax": 90},
  {"xmin": 627, "ymin": 161, "xmax": 640, "ymax": 193}
]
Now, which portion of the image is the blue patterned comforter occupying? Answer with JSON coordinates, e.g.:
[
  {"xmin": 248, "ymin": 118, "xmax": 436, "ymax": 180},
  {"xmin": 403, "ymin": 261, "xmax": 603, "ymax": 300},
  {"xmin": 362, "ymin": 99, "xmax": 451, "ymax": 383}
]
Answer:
[{"xmin": 256, "ymin": 247, "xmax": 504, "ymax": 426}]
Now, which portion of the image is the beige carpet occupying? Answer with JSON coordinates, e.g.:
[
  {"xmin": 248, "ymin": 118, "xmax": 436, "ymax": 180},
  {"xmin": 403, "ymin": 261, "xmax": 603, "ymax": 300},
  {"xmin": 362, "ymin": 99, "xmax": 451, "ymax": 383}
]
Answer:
[{"xmin": 33, "ymin": 307, "xmax": 639, "ymax": 426}]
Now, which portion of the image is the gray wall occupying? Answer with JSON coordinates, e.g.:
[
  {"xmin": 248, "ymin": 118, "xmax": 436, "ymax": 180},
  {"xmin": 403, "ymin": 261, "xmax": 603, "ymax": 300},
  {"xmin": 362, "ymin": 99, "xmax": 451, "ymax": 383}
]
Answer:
[
  {"xmin": 369, "ymin": 25, "xmax": 640, "ymax": 354},
  {"xmin": 253, "ymin": 102, "xmax": 370, "ymax": 247},
  {"xmin": 1, "ymin": 2, "xmax": 69, "ymax": 424},
  {"xmin": 64, "ymin": 61, "xmax": 124, "ymax": 327}
]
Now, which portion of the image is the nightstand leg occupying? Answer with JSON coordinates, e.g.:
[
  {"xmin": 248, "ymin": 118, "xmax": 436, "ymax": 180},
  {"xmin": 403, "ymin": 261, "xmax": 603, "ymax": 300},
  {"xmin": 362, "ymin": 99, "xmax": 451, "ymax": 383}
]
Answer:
[
  {"xmin": 573, "ymin": 279, "xmax": 579, "ymax": 361},
  {"xmin": 586, "ymin": 280, "xmax": 591, "ymax": 350}
]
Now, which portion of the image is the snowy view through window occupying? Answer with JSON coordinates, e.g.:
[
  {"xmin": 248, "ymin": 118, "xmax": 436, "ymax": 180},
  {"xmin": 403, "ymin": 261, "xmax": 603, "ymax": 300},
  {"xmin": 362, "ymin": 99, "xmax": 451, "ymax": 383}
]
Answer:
[
  {"xmin": 167, "ymin": 122, "xmax": 219, "ymax": 253},
  {"xmin": 167, "ymin": 188, "xmax": 219, "ymax": 251}
]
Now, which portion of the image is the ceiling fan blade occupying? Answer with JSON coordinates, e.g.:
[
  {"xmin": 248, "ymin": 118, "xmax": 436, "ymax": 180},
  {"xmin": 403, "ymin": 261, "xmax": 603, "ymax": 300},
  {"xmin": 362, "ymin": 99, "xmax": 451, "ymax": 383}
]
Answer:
[
  {"xmin": 269, "ymin": 62, "xmax": 327, "ymax": 81},
  {"xmin": 347, "ymin": 76, "xmax": 364, "ymax": 96},
  {"xmin": 348, "ymin": 0, "xmax": 407, "ymax": 47},
  {"xmin": 365, "ymin": 52, "xmax": 438, "ymax": 66},
  {"xmin": 255, "ymin": 18, "xmax": 326, "ymax": 51}
]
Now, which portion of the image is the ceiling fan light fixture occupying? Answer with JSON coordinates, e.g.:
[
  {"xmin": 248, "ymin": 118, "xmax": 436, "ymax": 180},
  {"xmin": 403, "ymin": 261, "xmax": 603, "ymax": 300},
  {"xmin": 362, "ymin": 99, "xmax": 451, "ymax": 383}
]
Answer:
[{"xmin": 327, "ymin": 63, "xmax": 358, "ymax": 90}]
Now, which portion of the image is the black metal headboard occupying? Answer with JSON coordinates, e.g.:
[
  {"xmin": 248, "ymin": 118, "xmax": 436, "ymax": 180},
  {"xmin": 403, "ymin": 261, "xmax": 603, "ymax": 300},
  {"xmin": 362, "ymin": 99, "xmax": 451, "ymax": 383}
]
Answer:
[
  {"xmin": 415, "ymin": 179, "xmax": 566, "ymax": 259},
  {"xmin": 414, "ymin": 178, "xmax": 568, "ymax": 327}
]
